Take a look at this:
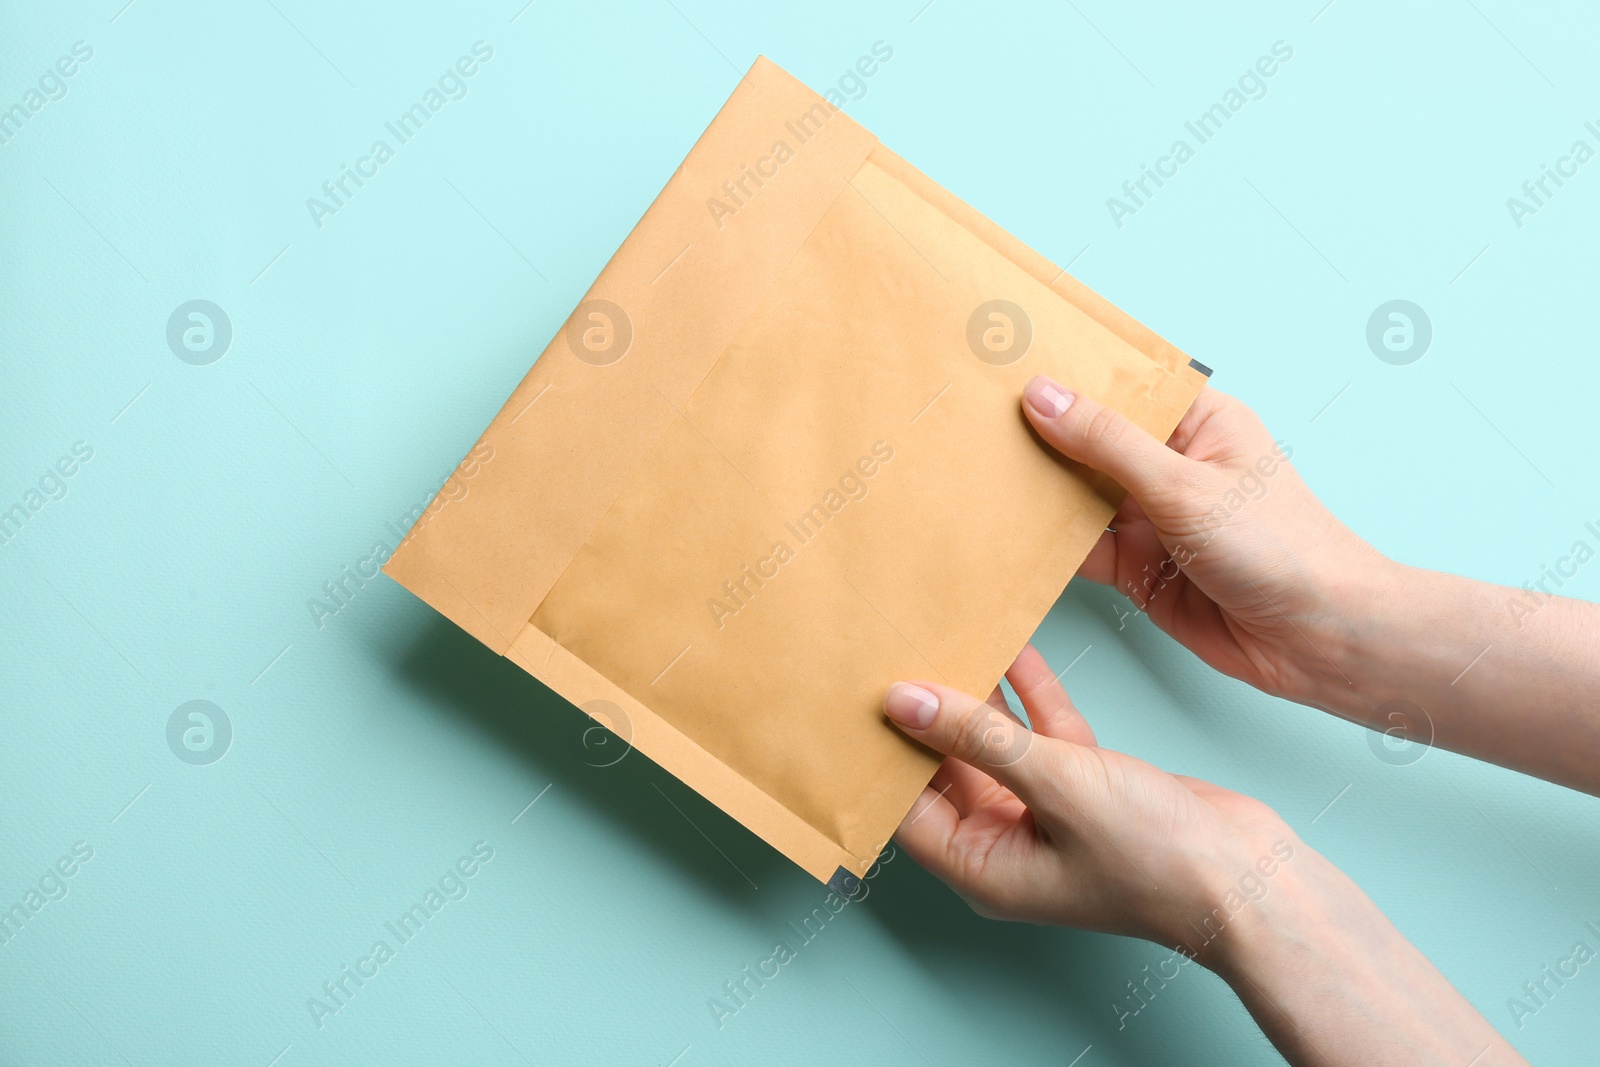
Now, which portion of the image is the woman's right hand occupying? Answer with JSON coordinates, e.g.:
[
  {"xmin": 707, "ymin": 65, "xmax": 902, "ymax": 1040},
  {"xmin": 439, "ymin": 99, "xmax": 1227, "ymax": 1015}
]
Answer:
[{"xmin": 1020, "ymin": 376, "xmax": 1386, "ymax": 710}]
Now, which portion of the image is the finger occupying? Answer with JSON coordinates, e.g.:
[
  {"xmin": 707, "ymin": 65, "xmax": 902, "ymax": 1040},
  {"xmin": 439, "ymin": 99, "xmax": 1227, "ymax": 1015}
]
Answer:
[
  {"xmin": 1112, "ymin": 491, "xmax": 1151, "ymax": 529},
  {"xmin": 929, "ymin": 756, "xmax": 1004, "ymax": 817},
  {"xmin": 892, "ymin": 784, "xmax": 1034, "ymax": 914},
  {"xmin": 1164, "ymin": 385, "xmax": 1227, "ymax": 457},
  {"xmin": 896, "ymin": 783, "xmax": 960, "ymax": 843},
  {"xmin": 884, "ymin": 681, "xmax": 1054, "ymax": 806},
  {"xmin": 986, "ymin": 685, "xmax": 1033, "ymax": 731},
  {"xmin": 1104, "ymin": 514, "xmax": 1178, "ymax": 610},
  {"xmin": 1022, "ymin": 375, "xmax": 1205, "ymax": 504},
  {"xmin": 1005, "ymin": 643, "xmax": 1097, "ymax": 747},
  {"xmin": 1078, "ymin": 528, "xmax": 1116, "ymax": 585},
  {"xmin": 1078, "ymin": 494, "xmax": 1155, "ymax": 585},
  {"xmin": 893, "ymin": 785, "xmax": 966, "ymax": 875},
  {"xmin": 927, "ymin": 687, "xmax": 1023, "ymax": 815}
]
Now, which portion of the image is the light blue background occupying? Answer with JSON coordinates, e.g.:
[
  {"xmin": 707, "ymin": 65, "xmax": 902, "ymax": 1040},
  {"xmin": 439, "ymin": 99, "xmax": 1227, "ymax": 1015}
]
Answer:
[{"xmin": 3, "ymin": 1, "xmax": 1597, "ymax": 1063}]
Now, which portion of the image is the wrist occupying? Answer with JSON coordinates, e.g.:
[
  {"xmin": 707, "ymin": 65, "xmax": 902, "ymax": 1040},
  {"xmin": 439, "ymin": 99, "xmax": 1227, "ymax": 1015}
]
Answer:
[
  {"xmin": 1161, "ymin": 820, "xmax": 1312, "ymax": 972},
  {"xmin": 1200, "ymin": 834, "xmax": 1350, "ymax": 978},
  {"xmin": 1202, "ymin": 830, "xmax": 1527, "ymax": 1065},
  {"xmin": 1290, "ymin": 555, "xmax": 1459, "ymax": 724}
]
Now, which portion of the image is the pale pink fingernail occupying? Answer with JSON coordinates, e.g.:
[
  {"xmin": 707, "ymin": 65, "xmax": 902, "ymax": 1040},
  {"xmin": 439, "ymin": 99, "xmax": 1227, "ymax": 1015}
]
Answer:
[
  {"xmin": 1024, "ymin": 375, "xmax": 1074, "ymax": 419},
  {"xmin": 884, "ymin": 683, "xmax": 939, "ymax": 729}
]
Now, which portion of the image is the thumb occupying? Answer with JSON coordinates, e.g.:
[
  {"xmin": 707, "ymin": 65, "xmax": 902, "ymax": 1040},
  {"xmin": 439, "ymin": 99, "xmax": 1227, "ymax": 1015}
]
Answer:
[
  {"xmin": 1022, "ymin": 374, "xmax": 1201, "ymax": 505},
  {"xmin": 884, "ymin": 681, "xmax": 1054, "ymax": 806}
]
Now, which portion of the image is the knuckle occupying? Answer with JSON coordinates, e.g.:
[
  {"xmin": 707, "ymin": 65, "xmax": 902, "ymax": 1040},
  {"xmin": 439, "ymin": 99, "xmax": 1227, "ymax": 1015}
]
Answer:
[
  {"xmin": 1219, "ymin": 394, "xmax": 1276, "ymax": 448},
  {"xmin": 1214, "ymin": 391, "xmax": 1246, "ymax": 419},
  {"xmin": 1224, "ymin": 392, "xmax": 1265, "ymax": 429},
  {"xmin": 1234, "ymin": 794, "xmax": 1286, "ymax": 831},
  {"xmin": 946, "ymin": 705, "xmax": 994, "ymax": 763},
  {"xmin": 1081, "ymin": 403, "xmax": 1127, "ymax": 452}
]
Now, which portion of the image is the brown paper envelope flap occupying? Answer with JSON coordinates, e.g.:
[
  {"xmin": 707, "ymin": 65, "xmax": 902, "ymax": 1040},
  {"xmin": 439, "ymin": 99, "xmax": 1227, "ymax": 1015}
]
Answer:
[
  {"xmin": 502, "ymin": 625, "xmax": 863, "ymax": 881},
  {"xmin": 865, "ymin": 144, "xmax": 1194, "ymax": 378}
]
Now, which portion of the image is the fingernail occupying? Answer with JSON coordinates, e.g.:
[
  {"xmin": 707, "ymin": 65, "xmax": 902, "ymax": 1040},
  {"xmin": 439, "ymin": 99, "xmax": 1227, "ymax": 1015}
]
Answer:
[
  {"xmin": 1024, "ymin": 375, "xmax": 1074, "ymax": 419},
  {"xmin": 884, "ymin": 683, "xmax": 939, "ymax": 729}
]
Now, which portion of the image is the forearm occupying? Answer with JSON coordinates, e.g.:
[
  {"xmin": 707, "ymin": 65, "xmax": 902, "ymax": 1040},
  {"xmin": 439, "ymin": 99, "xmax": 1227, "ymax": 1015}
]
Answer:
[
  {"xmin": 1209, "ymin": 841, "xmax": 1526, "ymax": 1067},
  {"xmin": 1303, "ymin": 559, "xmax": 1600, "ymax": 793}
]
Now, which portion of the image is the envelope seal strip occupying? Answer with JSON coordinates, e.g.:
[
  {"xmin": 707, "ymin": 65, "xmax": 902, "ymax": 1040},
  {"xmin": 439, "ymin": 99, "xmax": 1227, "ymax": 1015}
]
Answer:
[{"xmin": 826, "ymin": 865, "xmax": 862, "ymax": 899}]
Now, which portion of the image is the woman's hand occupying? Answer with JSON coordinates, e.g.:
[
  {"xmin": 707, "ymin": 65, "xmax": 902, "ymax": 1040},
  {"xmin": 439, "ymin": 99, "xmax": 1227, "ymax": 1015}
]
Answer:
[
  {"xmin": 887, "ymin": 643, "xmax": 1294, "ymax": 956},
  {"xmin": 1021, "ymin": 375, "xmax": 1600, "ymax": 794},
  {"xmin": 1021, "ymin": 376, "xmax": 1386, "ymax": 709},
  {"xmin": 888, "ymin": 645, "xmax": 1531, "ymax": 1066}
]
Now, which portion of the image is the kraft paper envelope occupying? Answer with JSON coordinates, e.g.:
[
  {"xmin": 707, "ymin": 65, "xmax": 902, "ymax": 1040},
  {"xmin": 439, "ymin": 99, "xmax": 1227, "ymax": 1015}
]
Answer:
[{"xmin": 385, "ymin": 56, "xmax": 1210, "ymax": 890}]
